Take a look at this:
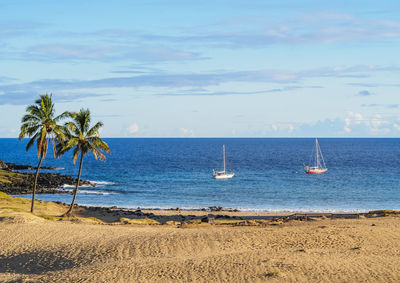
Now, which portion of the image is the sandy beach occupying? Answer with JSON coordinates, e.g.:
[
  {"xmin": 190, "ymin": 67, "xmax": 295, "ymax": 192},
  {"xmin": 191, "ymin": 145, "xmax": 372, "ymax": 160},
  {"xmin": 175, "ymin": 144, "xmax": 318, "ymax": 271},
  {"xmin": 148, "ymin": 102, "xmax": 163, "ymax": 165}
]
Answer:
[{"xmin": 1, "ymin": 194, "xmax": 400, "ymax": 282}]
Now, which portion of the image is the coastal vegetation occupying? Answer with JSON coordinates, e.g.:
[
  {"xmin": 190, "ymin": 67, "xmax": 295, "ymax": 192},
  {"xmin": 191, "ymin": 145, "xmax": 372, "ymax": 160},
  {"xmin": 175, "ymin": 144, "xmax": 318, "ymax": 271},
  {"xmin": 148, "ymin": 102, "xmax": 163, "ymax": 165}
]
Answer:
[
  {"xmin": 18, "ymin": 93, "xmax": 67, "ymax": 213},
  {"xmin": 57, "ymin": 109, "xmax": 110, "ymax": 216},
  {"xmin": 367, "ymin": 210, "xmax": 400, "ymax": 217},
  {"xmin": 0, "ymin": 169, "xmax": 23, "ymax": 184}
]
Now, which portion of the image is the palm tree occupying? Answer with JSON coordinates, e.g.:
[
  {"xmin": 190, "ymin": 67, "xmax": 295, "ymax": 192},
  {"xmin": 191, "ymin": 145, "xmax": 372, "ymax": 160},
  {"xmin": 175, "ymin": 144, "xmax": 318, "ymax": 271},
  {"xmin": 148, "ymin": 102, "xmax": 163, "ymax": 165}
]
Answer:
[
  {"xmin": 19, "ymin": 93, "xmax": 67, "ymax": 213},
  {"xmin": 57, "ymin": 109, "xmax": 110, "ymax": 216}
]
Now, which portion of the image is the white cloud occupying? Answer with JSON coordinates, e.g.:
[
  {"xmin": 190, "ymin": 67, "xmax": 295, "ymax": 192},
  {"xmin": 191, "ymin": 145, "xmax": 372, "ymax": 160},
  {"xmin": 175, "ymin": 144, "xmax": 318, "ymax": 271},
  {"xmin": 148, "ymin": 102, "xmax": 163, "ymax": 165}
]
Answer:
[
  {"xmin": 268, "ymin": 123, "xmax": 296, "ymax": 135},
  {"xmin": 393, "ymin": 123, "xmax": 400, "ymax": 131},
  {"xmin": 370, "ymin": 114, "xmax": 384, "ymax": 128},
  {"xmin": 256, "ymin": 112, "xmax": 400, "ymax": 137},
  {"xmin": 341, "ymin": 112, "xmax": 395, "ymax": 135},
  {"xmin": 179, "ymin": 128, "xmax": 194, "ymax": 137},
  {"xmin": 344, "ymin": 111, "xmax": 364, "ymax": 133},
  {"xmin": 127, "ymin": 123, "xmax": 139, "ymax": 134}
]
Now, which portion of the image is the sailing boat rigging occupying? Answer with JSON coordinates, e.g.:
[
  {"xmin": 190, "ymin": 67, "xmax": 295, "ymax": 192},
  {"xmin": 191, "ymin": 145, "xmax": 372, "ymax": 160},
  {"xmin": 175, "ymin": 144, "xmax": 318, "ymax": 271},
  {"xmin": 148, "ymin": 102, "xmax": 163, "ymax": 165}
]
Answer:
[
  {"xmin": 213, "ymin": 144, "xmax": 234, "ymax": 179},
  {"xmin": 304, "ymin": 138, "xmax": 328, "ymax": 174}
]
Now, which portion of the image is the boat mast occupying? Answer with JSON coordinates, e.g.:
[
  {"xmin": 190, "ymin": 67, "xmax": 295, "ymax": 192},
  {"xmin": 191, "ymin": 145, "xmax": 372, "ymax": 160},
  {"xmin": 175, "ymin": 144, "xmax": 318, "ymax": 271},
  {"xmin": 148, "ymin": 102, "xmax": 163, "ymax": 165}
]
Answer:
[
  {"xmin": 223, "ymin": 144, "xmax": 226, "ymax": 173},
  {"xmin": 315, "ymin": 139, "xmax": 320, "ymax": 168}
]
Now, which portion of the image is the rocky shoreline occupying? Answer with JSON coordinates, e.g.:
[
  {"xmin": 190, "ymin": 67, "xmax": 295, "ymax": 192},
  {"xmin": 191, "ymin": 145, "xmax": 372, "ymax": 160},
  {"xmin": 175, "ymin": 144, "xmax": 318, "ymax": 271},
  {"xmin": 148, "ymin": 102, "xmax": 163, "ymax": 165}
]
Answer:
[
  {"xmin": 4, "ymin": 162, "xmax": 59, "ymax": 171},
  {"xmin": 0, "ymin": 159, "xmax": 91, "ymax": 195}
]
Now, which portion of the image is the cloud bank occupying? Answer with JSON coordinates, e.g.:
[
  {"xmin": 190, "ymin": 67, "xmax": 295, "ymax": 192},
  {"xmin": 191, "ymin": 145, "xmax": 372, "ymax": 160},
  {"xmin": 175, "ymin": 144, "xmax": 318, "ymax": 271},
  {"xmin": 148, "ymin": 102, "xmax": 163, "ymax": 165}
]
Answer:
[{"xmin": 0, "ymin": 64, "xmax": 396, "ymax": 105}]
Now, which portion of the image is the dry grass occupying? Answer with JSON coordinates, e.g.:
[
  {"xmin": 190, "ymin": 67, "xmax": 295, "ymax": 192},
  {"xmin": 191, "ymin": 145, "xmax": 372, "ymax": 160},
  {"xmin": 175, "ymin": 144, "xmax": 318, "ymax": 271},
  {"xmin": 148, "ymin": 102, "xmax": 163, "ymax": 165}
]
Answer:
[
  {"xmin": 119, "ymin": 217, "xmax": 160, "ymax": 225},
  {"xmin": 368, "ymin": 210, "xmax": 400, "ymax": 217},
  {"xmin": 0, "ymin": 169, "xmax": 25, "ymax": 184}
]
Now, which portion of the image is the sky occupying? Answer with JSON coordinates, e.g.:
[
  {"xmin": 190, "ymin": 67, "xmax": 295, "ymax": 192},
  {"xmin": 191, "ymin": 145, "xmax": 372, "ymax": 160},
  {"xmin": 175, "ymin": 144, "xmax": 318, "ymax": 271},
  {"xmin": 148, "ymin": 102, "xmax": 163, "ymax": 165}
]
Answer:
[{"xmin": 0, "ymin": 0, "xmax": 399, "ymax": 137}]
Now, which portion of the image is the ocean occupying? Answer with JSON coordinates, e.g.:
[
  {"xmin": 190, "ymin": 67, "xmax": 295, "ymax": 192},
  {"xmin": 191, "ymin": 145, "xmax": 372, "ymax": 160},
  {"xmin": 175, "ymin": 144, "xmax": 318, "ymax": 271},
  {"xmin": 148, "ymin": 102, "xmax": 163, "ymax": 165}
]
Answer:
[{"xmin": 1, "ymin": 138, "xmax": 400, "ymax": 212}]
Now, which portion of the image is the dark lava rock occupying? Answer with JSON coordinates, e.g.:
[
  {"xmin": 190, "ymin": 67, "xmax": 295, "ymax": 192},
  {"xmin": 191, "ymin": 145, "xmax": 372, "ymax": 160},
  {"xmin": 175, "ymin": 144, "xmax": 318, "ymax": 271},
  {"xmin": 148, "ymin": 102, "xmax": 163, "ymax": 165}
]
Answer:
[
  {"xmin": 0, "ymin": 171, "xmax": 91, "ymax": 195},
  {"xmin": 209, "ymin": 206, "xmax": 223, "ymax": 212},
  {"xmin": 6, "ymin": 162, "xmax": 58, "ymax": 170},
  {"xmin": 201, "ymin": 216, "xmax": 215, "ymax": 224}
]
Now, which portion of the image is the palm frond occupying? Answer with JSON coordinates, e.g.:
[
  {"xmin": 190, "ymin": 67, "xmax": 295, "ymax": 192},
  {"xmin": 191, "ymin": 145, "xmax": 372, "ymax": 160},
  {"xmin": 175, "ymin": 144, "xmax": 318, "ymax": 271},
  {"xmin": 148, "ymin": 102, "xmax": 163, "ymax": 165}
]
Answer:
[
  {"xmin": 88, "ymin": 137, "xmax": 110, "ymax": 153},
  {"xmin": 20, "ymin": 124, "xmax": 41, "ymax": 139},
  {"xmin": 57, "ymin": 137, "xmax": 79, "ymax": 156},
  {"xmin": 53, "ymin": 126, "xmax": 67, "ymax": 145},
  {"xmin": 72, "ymin": 146, "xmax": 80, "ymax": 163},
  {"xmin": 55, "ymin": 111, "xmax": 71, "ymax": 122},
  {"xmin": 87, "ymin": 121, "xmax": 104, "ymax": 137},
  {"xmin": 20, "ymin": 121, "xmax": 40, "ymax": 128},
  {"xmin": 21, "ymin": 114, "xmax": 40, "ymax": 123},
  {"xmin": 87, "ymin": 143, "xmax": 98, "ymax": 160},
  {"xmin": 91, "ymin": 145, "xmax": 106, "ymax": 160},
  {"xmin": 26, "ymin": 133, "xmax": 39, "ymax": 151},
  {"xmin": 66, "ymin": 121, "xmax": 80, "ymax": 136},
  {"xmin": 75, "ymin": 109, "xmax": 91, "ymax": 133},
  {"xmin": 25, "ymin": 105, "xmax": 42, "ymax": 118}
]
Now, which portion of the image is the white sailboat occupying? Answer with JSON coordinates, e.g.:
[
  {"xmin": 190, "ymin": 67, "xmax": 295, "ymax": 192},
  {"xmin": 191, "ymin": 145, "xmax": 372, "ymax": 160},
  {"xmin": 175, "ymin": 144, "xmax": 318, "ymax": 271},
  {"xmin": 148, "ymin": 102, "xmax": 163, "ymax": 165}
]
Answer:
[
  {"xmin": 213, "ymin": 144, "xmax": 234, "ymax": 179},
  {"xmin": 304, "ymin": 138, "xmax": 328, "ymax": 174}
]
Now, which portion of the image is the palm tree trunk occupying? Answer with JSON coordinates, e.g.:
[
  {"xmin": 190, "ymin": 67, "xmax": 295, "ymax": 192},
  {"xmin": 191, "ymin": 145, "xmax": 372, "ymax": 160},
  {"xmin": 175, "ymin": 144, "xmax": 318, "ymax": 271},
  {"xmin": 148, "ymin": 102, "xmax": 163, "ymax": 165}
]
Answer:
[
  {"xmin": 31, "ymin": 156, "xmax": 43, "ymax": 213},
  {"xmin": 66, "ymin": 153, "xmax": 84, "ymax": 216}
]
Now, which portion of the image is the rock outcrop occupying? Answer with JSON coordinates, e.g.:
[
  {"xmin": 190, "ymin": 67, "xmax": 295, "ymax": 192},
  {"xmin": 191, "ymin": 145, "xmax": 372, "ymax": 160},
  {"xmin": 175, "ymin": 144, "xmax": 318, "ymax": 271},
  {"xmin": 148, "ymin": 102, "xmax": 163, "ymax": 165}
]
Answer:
[
  {"xmin": 0, "ymin": 171, "xmax": 92, "ymax": 195},
  {"xmin": 0, "ymin": 160, "xmax": 92, "ymax": 195},
  {"xmin": 5, "ymin": 162, "xmax": 57, "ymax": 170}
]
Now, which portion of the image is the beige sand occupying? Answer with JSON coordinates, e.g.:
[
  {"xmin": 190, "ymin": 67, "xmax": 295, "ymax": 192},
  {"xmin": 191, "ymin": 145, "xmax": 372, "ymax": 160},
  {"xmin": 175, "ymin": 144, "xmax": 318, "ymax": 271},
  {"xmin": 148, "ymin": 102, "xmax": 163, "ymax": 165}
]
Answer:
[{"xmin": 1, "ymin": 194, "xmax": 400, "ymax": 282}]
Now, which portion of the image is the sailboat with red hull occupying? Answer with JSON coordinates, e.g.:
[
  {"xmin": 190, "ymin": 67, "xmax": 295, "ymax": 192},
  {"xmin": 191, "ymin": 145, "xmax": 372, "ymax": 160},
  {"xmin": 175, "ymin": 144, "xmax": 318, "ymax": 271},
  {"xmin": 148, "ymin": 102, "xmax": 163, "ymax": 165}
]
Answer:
[{"xmin": 304, "ymin": 138, "xmax": 327, "ymax": 174}]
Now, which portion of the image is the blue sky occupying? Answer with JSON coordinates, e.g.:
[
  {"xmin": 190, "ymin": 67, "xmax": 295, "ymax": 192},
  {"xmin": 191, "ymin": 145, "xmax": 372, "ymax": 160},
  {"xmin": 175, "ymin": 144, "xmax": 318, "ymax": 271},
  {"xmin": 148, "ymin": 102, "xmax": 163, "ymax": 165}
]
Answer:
[{"xmin": 0, "ymin": 0, "xmax": 399, "ymax": 137}]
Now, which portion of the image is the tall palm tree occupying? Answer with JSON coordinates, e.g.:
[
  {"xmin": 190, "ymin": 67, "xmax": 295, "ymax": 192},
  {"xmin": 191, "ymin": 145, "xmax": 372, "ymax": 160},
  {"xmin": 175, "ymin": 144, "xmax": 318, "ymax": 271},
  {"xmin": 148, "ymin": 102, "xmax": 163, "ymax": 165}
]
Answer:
[
  {"xmin": 58, "ymin": 109, "xmax": 110, "ymax": 216},
  {"xmin": 19, "ymin": 93, "xmax": 67, "ymax": 213}
]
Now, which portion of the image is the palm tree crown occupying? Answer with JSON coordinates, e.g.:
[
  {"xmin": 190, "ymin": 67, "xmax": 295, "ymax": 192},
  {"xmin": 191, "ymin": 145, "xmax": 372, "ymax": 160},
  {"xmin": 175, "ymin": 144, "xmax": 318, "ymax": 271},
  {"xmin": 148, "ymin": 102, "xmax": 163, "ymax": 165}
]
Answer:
[
  {"xmin": 19, "ymin": 93, "xmax": 66, "ymax": 158},
  {"xmin": 58, "ymin": 109, "xmax": 110, "ymax": 161}
]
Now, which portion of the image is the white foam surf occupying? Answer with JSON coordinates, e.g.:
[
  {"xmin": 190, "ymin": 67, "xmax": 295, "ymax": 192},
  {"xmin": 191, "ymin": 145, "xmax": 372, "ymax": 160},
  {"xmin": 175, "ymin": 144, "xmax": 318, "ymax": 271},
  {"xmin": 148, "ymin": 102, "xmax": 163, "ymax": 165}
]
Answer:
[
  {"xmin": 79, "ymin": 190, "xmax": 115, "ymax": 195},
  {"xmin": 88, "ymin": 180, "xmax": 116, "ymax": 186}
]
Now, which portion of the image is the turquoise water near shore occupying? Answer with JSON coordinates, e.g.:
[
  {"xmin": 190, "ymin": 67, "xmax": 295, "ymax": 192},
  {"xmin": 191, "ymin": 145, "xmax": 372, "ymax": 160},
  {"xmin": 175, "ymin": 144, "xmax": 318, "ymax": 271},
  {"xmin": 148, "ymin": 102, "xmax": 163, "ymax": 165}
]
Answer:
[{"xmin": 2, "ymin": 138, "xmax": 400, "ymax": 212}]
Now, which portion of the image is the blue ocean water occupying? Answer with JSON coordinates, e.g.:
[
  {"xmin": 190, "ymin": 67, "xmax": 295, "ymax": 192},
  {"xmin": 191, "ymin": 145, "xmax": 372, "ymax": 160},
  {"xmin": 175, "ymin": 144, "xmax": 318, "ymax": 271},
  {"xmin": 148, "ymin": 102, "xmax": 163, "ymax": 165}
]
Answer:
[{"xmin": 1, "ymin": 138, "xmax": 400, "ymax": 212}]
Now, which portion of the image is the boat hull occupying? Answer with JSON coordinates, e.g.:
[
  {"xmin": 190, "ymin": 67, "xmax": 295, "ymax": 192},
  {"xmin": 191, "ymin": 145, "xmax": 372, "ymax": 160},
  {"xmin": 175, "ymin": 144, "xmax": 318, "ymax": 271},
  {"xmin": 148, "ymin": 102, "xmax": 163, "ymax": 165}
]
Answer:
[
  {"xmin": 305, "ymin": 168, "xmax": 327, "ymax": 174},
  {"xmin": 213, "ymin": 173, "xmax": 235, "ymax": 179}
]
